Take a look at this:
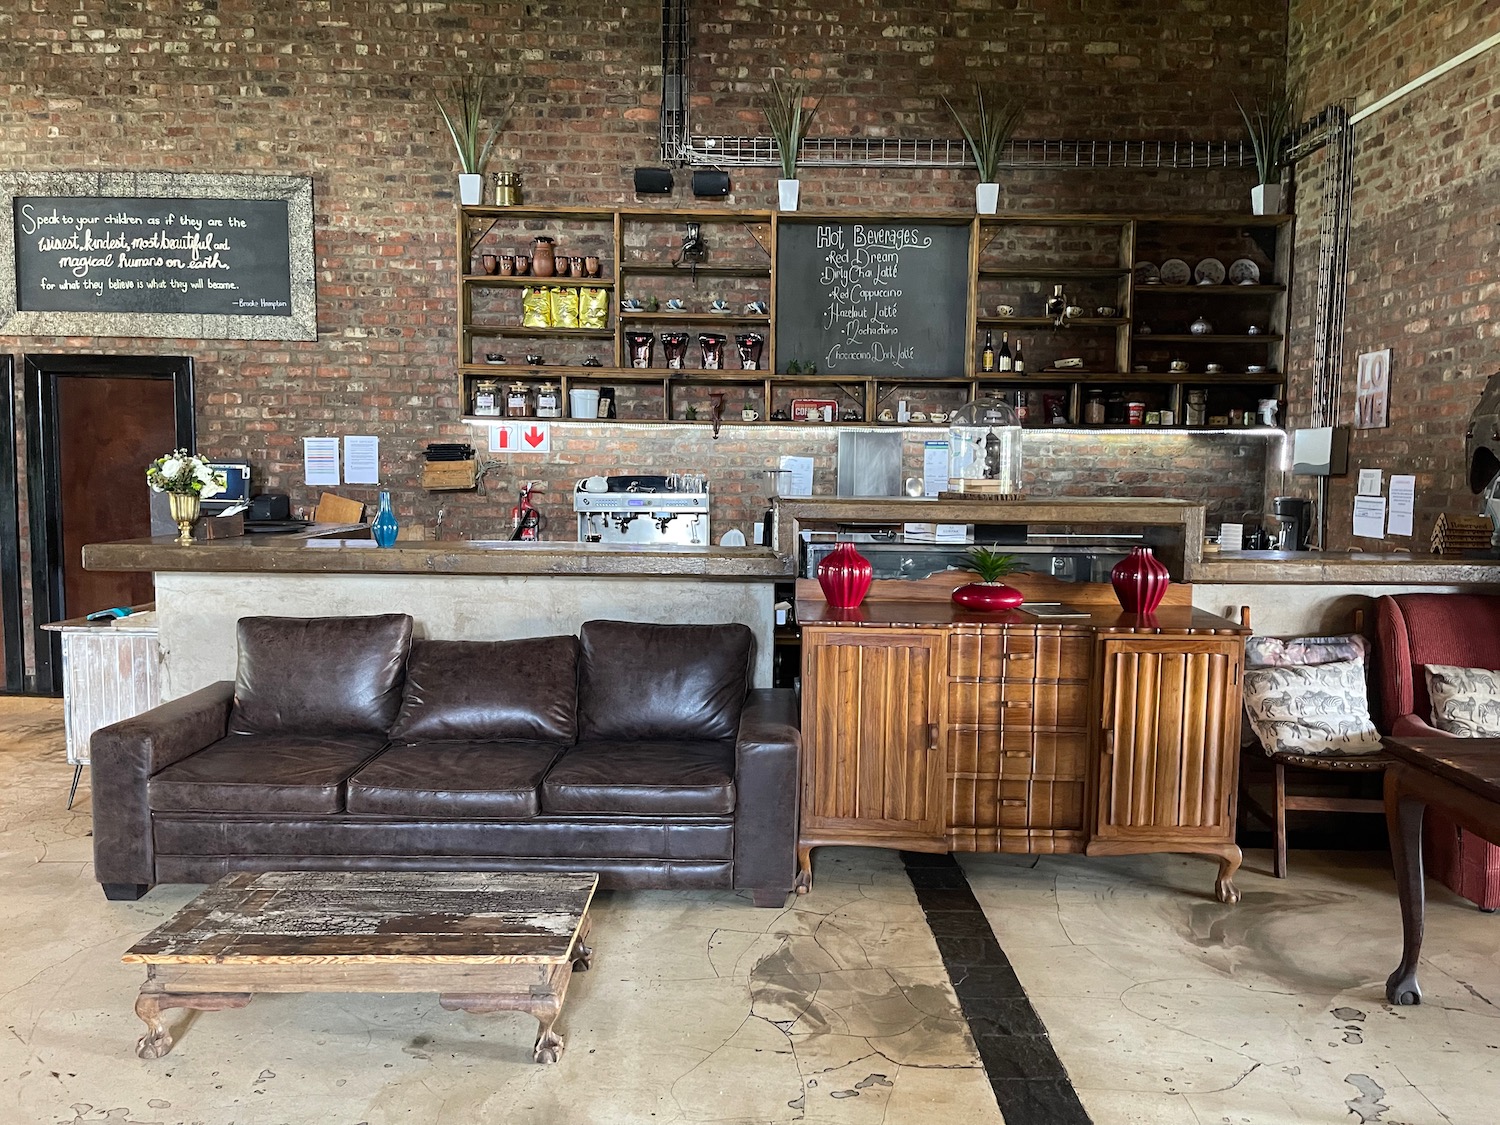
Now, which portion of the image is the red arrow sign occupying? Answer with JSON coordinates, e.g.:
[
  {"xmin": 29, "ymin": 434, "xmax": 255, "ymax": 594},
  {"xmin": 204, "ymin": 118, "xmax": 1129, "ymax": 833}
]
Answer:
[{"xmin": 524, "ymin": 426, "xmax": 546, "ymax": 448}]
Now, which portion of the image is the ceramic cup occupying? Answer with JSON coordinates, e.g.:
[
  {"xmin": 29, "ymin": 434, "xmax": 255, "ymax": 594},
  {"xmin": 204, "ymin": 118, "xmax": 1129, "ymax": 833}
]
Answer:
[
  {"xmin": 1065, "ymin": 305, "xmax": 1084, "ymax": 318},
  {"xmin": 554, "ymin": 256, "xmax": 571, "ymax": 278},
  {"xmin": 995, "ymin": 304, "xmax": 1016, "ymax": 317},
  {"xmin": 1170, "ymin": 360, "xmax": 1189, "ymax": 373},
  {"xmin": 1205, "ymin": 363, "xmax": 1223, "ymax": 374},
  {"xmin": 480, "ymin": 253, "xmax": 499, "ymax": 275},
  {"xmin": 1096, "ymin": 306, "xmax": 1118, "ymax": 317},
  {"xmin": 570, "ymin": 256, "xmax": 585, "ymax": 277},
  {"xmin": 499, "ymin": 254, "xmax": 516, "ymax": 276},
  {"xmin": 742, "ymin": 408, "xmax": 760, "ymax": 421},
  {"xmin": 514, "ymin": 254, "xmax": 530, "ymax": 275},
  {"xmin": 584, "ymin": 255, "xmax": 601, "ymax": 277},
  {"xmin": 666, "ymin": 298, "xmax": 687, "ymax": 311}
]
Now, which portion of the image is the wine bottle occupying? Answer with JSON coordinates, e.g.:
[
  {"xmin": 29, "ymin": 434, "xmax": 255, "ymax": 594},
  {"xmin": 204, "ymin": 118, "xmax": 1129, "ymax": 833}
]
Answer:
[
  {"xmin": 1013, "ymin": 337, "xmax": 1025, "ymax": 374},
  {"xmin": 981, "ymin": 331, "xmax": 995, "ymax": 373},
  {"xmin": 997, "ymin": 331, "xmax": 1013, "ymax": 372}
]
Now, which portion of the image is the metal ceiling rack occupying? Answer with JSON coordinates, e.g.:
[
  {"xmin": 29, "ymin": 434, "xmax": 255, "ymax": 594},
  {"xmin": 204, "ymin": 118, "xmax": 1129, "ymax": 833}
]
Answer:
[
  {"xmin": 678, "ymin": 135, "xmax": 1260, "ymax": 170},
  {"xmin": 1291, "ymin": 105, "xmax": 1354, "ymax": 431}
]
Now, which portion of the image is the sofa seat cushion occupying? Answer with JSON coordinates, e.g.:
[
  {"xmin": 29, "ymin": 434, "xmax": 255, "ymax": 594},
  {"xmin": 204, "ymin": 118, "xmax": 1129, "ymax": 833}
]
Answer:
[
  {"xmin": 389, "ymin": 636, "xmax": 579, "ymax": 743},
  {"xmin": 149, "ymin": 733, "xmax": 388, "ymax": 815},
  {"xmin": 346, "ymin": 740, "xmax": 564, "ymax": 818},
  {"xmin": 540, "ymin": 740, "xmax": 736, "ymax": 816}
]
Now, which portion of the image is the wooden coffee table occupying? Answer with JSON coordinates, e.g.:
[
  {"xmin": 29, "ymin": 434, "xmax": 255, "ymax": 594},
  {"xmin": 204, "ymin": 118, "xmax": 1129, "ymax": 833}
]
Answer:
[
  {"xmin": 123, "ymin": 870, "xmax": 596, "ymax": 1062},
  {"xmin": 1382, "ymin": 737, "xmax": 1500, "ymax": 1005}
]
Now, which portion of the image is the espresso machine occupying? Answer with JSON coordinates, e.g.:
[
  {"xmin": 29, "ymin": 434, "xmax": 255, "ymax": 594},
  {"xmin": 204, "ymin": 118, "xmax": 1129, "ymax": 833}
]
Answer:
[
  {"xmin": 573, "ymin": 474, "xmax": 710, "ymax": 545},
  {"xmin": 1272, "ymin": 495, "xmax": 1314, "ymax": 551}
]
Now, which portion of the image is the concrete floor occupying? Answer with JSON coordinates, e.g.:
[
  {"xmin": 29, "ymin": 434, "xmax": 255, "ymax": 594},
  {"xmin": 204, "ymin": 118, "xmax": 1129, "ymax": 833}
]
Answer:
[{"xmin": 2, "ymin": 694, "xmax": 1496, "ymax": 1124}]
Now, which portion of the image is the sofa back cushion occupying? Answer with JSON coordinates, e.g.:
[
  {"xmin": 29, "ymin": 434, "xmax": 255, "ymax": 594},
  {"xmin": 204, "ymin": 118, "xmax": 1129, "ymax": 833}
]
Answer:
[
  {"xmin": 578, "ymin": 620, "xmax": 751, "ymax": 742},
  {"xmin": 229, "ymin": 614, "xmax": 413, "ymax": 737},
  {"xmin": 1376, "ymin": 594, "xmax": 1500, "ymax": 732},
  {"xmin": 389, "ymin": 636, "xmax": 580, "ymax": 742}
]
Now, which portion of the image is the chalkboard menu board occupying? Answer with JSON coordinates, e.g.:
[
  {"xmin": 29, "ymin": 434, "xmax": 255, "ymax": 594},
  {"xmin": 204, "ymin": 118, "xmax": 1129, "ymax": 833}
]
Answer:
[
  {"xmin": 0, "ymin": 171, "xmax": 317, "ymax": 341},
  {"xmin": 13, "ymin": 196, "xmax": 292, "ymax": 316},
  {"xmin": 775, "ymin": 220, "xmax": 970, "ymax": 377}
]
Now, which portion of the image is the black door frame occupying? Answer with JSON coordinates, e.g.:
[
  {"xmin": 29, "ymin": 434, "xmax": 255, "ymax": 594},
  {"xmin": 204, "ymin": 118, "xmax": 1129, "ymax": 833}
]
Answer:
[
  {"xmin": 23, "ymin": 354, "xmax": 194, "ymax": 694},
  {"xmin": 0, "ymin": 356, "xmax": 23, "ymax": 693}
]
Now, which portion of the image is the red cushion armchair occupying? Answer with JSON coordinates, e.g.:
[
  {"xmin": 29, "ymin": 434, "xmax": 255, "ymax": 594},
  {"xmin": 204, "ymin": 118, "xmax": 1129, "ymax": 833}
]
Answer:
[{"xmin": 1375, "ymin": 593, "xmax": 1500, "ymax": 909}]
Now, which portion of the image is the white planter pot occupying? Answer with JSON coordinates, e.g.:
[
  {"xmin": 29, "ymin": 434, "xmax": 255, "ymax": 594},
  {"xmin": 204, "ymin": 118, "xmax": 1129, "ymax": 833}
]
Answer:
[
  {"xmin": 458, "ymin": 174, "xmax": 483, "ymax": 206},
  {"xmin": 975, "ymin": 182, "xmax": 1000, "ymax": 214},
  {"xmin": 777, "ymin": 178, "xmax": 801, "ymax": 212},
  {"xmin": 1250, "ymin": 183, "xmax": 1282, "ymax": 216}
]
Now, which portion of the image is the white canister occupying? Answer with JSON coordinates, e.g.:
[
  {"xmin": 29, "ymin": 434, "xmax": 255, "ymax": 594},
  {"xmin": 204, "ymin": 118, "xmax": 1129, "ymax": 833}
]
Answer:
[{"xmin": 569, "ymin": 387, "xmax": 601, "ymax": 420}]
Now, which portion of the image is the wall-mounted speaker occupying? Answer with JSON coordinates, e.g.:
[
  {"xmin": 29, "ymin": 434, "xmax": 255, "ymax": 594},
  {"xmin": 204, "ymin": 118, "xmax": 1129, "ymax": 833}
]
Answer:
[
  {"xmin": 633, "ymin": 167, "xmax": 674, "ymax": 195},
  {"xmin": 691, "ymin": 170, "xmax": 731, "ymax": 198}
]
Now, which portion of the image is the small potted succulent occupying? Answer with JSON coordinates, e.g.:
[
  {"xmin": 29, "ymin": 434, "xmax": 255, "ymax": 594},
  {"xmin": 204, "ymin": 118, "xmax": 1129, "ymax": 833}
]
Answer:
[
  {"xmin": 1235, "ymin": 84, "xmax": 1298, "ymax": 215},
  {"xmin": 146, "ymin": 448, "xmax": 226, "ymax": 545},
  {"xmin": 944, "ymin": 84, "xmax": 1023, "ymax": 215},
  {"xmin": 952, "ymin": 546, "xmax": 1026, "ymax": 611},
  {"xmin": 762, "ymin": 78, "xmax": 820, "ymax": 212},
  {"xmin": 436, "ymin": 74, "xmax": 510, "ymax": 205}
]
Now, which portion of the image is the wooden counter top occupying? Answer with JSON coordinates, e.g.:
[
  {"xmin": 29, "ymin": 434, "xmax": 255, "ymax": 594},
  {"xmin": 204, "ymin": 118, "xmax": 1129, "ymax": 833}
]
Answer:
[
  {"xmin": 797, "ymin": 599, "xmax": 1247, "ymax": 633},
  {"xmin": 83, "ymin": 536, "xmax": 793, "ymax": 581},
  {"xmin": 1189, "ymin": 550, "xmax": 1500, "ymax": 585}
]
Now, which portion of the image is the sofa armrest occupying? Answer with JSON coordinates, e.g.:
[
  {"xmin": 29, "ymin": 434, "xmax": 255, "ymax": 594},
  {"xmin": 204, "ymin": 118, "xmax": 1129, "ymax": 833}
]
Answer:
[
  {"xmin": 1389, "ymin": 712, "xmax": 1455, "ymax": 739},
  {"xmin": 733, "ymin": 688, "xmax": 800, "ymax": 900},
  {"xmin": 90, "ymin": 680, "xmax": 235, "ymax": 888}
]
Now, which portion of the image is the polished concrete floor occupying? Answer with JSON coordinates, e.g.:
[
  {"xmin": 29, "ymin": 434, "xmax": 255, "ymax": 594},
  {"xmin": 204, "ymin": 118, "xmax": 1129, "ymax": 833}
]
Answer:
[{"xmin": 1, "ymin": 694, "xmax": 1496, "ymax": 1125}]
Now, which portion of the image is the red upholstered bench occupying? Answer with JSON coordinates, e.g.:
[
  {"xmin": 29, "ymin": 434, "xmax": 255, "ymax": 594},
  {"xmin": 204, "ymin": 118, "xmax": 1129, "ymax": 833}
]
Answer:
[{"xmin": 1375, "ymin": 593, "xmax": 1500, "ymax": 909}]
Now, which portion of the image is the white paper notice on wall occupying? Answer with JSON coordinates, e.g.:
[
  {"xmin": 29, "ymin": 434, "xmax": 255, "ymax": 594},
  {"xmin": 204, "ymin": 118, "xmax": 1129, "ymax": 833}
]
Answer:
[
  {"xmin": 778, "ymin": 456, "xmax": 814, "ymax": 497},
  {"xmin": 343, "ymin": 436, "xmax": 380, "ymax": 484},
  {"xmin": 923, "ymin": 441, "xmax": 950, "ymax": 496},
  {"xmin": 303, "ymin": 437, "xmax": 340, "ymax": 486},
  {"xmin": 488, "ymin": 422, "xmax": 550, "ymax": 454},
  {"xmin": 1388, "ymin": 474, "xmax": 1416, "ymax": 537},
  {"xmin": 1352, "ymin": 495, "xmax": 1387, "ymax": 538},
  {"xmin": 1357, "ymin": 468, "xmax": 1383, "ymax": 496}
]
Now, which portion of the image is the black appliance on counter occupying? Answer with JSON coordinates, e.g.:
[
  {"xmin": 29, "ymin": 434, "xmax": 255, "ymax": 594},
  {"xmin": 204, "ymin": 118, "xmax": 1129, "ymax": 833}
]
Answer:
[{"xmin": 1272, "ymin": 496, "xmax": 1314, "ymax": 551}]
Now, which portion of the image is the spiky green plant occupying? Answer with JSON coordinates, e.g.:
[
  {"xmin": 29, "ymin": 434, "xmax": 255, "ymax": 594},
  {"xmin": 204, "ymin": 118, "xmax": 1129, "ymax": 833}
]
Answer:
[
  {"xmin": 1234, "ymin": 84, "xmax": 1299, "ymax": 186},
  {"xmin": 436, "ymin": 75, "xmax": 509, "ymax": 175},
  {"xmin": 944, "ymin": 84, "xmax": 1024, "ymax": 183},
  {"xmin": 965, "ymin": 547, "xmax": 1023, "ymax": 584},
  {"xmin": 762, "ymin": 79, "xmax": 821, "ymax": 180}
]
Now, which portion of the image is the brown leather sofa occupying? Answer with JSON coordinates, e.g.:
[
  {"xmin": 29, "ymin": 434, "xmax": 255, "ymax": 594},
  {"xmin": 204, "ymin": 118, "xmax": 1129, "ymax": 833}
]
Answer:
[{"xmin": 91, "ymin": 615, "xmax": 800, "ymax": 906}]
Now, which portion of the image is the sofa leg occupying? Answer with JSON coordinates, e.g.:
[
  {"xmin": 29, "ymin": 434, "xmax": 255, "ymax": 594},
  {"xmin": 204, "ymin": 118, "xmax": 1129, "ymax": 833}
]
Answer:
[
  {"xmin": 103, "ymin": 883, "xmax": 152, "ymax": 901},
  {"xmin": 751, "ymin": 888, "xmax": 788, "ymax": 908}
]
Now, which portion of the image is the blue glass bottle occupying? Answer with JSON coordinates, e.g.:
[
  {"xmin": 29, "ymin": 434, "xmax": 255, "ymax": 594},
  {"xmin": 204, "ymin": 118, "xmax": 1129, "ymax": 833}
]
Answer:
[{"xmin": 371, "ymin": 490, "xmax": 399, "ymax": 547}]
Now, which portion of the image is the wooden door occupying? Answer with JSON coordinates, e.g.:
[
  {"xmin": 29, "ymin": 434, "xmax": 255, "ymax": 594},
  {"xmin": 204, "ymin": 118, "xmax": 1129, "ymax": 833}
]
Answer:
[
  {"xmin": 1094, "ymin": 636, "xmax": 1242, "ymax": 842},
  {"xmin": 801, "ymin": 627, "xmax": 946, "ymax": 844}
]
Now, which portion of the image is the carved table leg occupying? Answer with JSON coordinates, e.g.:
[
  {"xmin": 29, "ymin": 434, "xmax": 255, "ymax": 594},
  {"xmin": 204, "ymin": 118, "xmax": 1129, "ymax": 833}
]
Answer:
[
  {"xmin": 134, "ymin": 987, "xmax": 253, "ymax": 1059},
  {"xmin": 1385, "ymin": 777, "xmax": 1426, "ymax": 1006},
  {"xmin": 1212, "ymin": 844, "xmax": 1243, "ymax": 904},
  {"xmin": 572, "ymin": 919, "xmax": 593, "ymax": 972},
  {"xmin": 533, "ymin": 1008, "xmax": 565, "ymax": 1064}
]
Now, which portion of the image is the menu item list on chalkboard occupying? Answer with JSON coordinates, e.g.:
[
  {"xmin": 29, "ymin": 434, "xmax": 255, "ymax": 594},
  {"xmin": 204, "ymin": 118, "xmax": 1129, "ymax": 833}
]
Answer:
[
  {"xmin": 12, "ymin": 196, "xmax": 293, "ymax": 317},
  {"xmin": 775, "ymin": 220, "xmax": 970, "ymax": 378}
]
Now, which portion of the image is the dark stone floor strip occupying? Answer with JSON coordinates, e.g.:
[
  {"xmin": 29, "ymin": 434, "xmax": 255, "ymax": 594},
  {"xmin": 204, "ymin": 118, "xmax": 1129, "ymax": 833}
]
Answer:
[{"xmin": 902, "ymin": 851, "xmax": 1093, "ymax": 1125}]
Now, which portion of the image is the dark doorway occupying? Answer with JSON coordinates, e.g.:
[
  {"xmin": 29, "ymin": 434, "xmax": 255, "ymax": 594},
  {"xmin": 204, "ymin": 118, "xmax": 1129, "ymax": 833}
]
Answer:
[
  {"xmin": 0, "ymin": 356, "xmax": 23, "ymax": 693},
  {"xmin": 25, "ymin": 354, "xmax": 194, "ymax": 694}
]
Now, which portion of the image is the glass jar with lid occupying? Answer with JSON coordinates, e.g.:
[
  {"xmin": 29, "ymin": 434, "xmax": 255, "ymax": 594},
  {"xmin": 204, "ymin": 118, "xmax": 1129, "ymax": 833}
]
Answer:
[
  {"xmin": 535, "ymin": 381, "xmax": 562, "ymax": 418},
  {"xmin": 1185, "ymin": 389, "xmax": 1208, "ymax": 427},
  {"xmin": 472, "ymin": 379, "xmax": 501, "ymax": 417},
  {"xmin": 506, "ymin": 381, "xmax": 533, "ymax": 418},
  {"xmin": 1084, "ymin": 388, "xmax": 1106, "ymax": 425},
  {"xmin": 947, "ymin": 393, "xmax": 1023, "ymax": 497}
]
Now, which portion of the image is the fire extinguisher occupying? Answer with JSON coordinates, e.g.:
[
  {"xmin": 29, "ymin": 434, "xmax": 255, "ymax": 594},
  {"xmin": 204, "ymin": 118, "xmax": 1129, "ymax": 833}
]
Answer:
[{"xmin": 511, "ymin": 481, "xmax": 543, "ymax": 541}]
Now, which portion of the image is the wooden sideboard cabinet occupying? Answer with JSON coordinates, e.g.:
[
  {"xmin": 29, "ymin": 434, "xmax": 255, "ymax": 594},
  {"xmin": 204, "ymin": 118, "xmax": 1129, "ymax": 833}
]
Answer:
[{"xmin": 797, "ymin": 595, "xmax": 1247, "ymax": 902}]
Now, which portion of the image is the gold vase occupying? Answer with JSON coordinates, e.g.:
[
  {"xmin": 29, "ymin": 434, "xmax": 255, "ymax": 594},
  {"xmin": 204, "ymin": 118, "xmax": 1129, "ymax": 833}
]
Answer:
[{"xmin": 168, "ymin": 491, "xmax": 200, "ymax": 545}]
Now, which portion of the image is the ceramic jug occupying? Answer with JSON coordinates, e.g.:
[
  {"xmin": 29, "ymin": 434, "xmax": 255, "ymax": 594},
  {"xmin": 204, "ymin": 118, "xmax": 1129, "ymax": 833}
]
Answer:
[{"xmin": 530, "ymin": 236, "xmax": 556, "ymax": 278}]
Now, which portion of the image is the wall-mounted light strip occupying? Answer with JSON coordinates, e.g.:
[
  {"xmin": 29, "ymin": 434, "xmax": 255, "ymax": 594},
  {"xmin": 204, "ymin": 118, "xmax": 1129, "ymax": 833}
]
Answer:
[{"xmin": 1348, "ymin": 29, "xmax": 1500, "ymax": 125}]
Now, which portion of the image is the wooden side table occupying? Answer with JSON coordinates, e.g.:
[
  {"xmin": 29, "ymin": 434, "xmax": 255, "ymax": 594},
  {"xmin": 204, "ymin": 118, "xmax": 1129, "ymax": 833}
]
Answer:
[{"xmin": 1381, "ymin": 736, "xmax": 1500, "ymax": 1005}]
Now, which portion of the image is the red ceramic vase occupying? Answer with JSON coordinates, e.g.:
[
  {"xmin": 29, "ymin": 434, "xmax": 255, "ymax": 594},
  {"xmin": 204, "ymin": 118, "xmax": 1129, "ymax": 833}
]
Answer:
[
  {"xmin": 1110, "ymin": 546, "xmax": 1170, "ymax": 613},
  {"xmin": 817, "ymin": 542, "xmax": 873, "ymax": 609},
  {"xmin": 952, "ymin": 582, "xmax": 1024, "ymax": 611}
]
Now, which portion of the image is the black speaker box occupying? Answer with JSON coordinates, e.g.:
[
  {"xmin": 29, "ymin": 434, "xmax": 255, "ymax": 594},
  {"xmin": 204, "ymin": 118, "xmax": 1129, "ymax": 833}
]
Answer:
[
  {"xmin": 633, "ymin": 167, "xmax": 674, "ymax": 195},
  {"xmin": 691, "ymin": 169, "xmax": 730, "ymax": 197}
]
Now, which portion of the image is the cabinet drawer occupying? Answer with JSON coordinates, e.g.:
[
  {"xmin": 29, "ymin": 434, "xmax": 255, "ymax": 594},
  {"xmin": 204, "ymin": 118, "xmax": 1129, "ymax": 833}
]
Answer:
[
  {"xmin": 946, "ymin": 777, "xmax": 1086, "ymax": 832},
  {"xmin": 948, "ymin": 728, "xmax": 1089, "ymax": 781},
  {"xmin": 948, "ymin": 627, "xmax": 1092, "ymax": 682},
  {"xmin": 949, "ymin": 680, "xmax": 1035, "ymax": 727}
]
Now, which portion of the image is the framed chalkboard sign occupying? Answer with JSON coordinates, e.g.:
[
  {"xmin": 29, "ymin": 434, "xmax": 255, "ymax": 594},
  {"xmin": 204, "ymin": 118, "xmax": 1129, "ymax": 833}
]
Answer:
[
  {"xmin": 774, "ymin": 218, "xmax": 971, "ymax": 378},
  {"xmin": 0, "ymin": 171, "xmax": 316, "ymax": 341}
]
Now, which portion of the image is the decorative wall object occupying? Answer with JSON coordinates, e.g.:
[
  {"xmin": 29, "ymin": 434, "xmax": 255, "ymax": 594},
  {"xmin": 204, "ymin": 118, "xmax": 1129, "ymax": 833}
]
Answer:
[
  {"xmin": 0, "ymin": 171, "xmax": 316, "ymax": 340},
  {"xmin": 1355, "ymin": 347, "xmax": 1391, "ymax": 429}
]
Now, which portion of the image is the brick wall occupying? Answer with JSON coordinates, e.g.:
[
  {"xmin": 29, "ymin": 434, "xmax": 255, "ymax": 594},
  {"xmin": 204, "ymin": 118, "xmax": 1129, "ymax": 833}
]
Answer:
[
  {"xmin": 2, "ymin": 1, "xmax": 1286, "ymax": 560},
  {"xmin": 1285, "ymin": 1, "xmax": 1500, "ymax": 549}
]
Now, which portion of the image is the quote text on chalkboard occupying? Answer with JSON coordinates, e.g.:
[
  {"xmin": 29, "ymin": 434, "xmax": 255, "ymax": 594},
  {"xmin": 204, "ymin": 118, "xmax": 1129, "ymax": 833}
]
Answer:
[
  {"xmin": 13, "ymin": 196, "xmax": 293, "ymax": 317},
  {"xmin": 775, "ymin": 221, "xmax": 969, "ymax": 377}
]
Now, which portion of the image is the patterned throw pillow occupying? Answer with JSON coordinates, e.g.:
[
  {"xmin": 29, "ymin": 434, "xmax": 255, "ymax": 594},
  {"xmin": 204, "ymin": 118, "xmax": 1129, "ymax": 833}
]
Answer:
[
  {"xmin": 1242, "ymin": 659, "xmax": 1384, "ymax": 756},
  {"xmin": 1245, "ymin": 633, "xmax": 1369, "ymax": 668},
  {"xmin": 1425, "ymin": 664, "xmax": 1500, "ymax": 737}
]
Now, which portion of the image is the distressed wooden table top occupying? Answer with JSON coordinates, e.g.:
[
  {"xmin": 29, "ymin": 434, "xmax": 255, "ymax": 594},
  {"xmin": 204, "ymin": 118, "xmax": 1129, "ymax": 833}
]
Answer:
[
  {"xmin": 123, "ymin": 871, "xmax": 598, "ymax": 966},
  {"xmin": 1382, "ymin": 737, "xmax": 1500, "ymax": 805}
]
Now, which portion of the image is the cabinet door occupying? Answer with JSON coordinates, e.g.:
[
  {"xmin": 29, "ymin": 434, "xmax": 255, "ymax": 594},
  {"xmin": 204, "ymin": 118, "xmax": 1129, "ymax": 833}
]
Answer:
[
  {"xmin": 801, "ymin": 628, "xmax": 946, "ymax": 842},
  {"xmin": 1095, "ymin": 636, "xmax": 1243, "ymax": 841}
]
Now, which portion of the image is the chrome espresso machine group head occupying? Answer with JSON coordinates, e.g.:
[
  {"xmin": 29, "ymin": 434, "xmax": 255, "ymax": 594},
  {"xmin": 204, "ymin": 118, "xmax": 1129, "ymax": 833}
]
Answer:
[{"xmin": 573, "ymin": 474, "xmax": 710, "ymax": 545}]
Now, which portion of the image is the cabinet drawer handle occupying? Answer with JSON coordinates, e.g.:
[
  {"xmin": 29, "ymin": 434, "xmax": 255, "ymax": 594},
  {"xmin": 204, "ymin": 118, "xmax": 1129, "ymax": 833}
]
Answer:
[
  {"xmin": 1004, "ymin": 750, "xmax": 1030, "ymax": 758},
  {"xmin": 927, "ymin": 724, "xmax": 938, "ymax": 752},
  {"xmin": 1000, "ymin": 799, "xmax": 1026, "ymax": 807}
]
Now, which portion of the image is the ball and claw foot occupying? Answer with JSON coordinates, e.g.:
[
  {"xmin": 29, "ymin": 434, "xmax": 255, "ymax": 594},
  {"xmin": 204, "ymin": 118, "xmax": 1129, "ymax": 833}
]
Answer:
[
  {"xmin": 533, "ymin": 1027, "xmax": 565, "ymax": 1063},
  {"xmin": 1386, "ymin": 969, "xmax": 1421, "ymax": 1006},
  {"xmin": 1215, "ymin": 875, "xmax": 1241, "ymax": 904},
  {"xmin": 572, "ymin": 940, "xmax": 593, "ymax": 972}
]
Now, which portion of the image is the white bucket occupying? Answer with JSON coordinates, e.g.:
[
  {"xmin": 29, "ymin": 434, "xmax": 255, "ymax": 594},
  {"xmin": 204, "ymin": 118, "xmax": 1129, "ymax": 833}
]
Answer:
[{"xmin": 569, "ymin": 388, "xmax": 601, "ymax": 419}]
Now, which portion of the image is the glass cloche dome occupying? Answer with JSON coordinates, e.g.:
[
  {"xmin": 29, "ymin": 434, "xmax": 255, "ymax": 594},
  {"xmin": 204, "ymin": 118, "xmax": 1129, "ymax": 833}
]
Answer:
[{"xmin": 947, "ymin": 393, "xmax": 1024, "ymax": 496}]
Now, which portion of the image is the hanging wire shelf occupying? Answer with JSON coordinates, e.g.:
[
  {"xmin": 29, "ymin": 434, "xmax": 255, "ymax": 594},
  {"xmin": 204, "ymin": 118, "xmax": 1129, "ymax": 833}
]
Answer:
[{"xmin": 676, "ymin": 135, "xmax": 1259, "ymax": 170}]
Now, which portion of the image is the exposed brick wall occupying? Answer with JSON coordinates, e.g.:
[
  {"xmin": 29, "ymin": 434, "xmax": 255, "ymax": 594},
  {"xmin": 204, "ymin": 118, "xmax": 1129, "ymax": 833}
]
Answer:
[
  {"xmin": 1285, "ymin": 1, "xmax": 1500, "ymax": 549},
  {"xmin": 2, "ymin": 1, "xmax": 1287, "ymax": 568}
]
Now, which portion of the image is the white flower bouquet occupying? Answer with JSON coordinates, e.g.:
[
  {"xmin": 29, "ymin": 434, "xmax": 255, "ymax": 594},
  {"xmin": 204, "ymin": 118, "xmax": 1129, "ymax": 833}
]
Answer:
[{"xmin": 146, "ymin": 449, "xmax": 226, "ymax": 498}]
